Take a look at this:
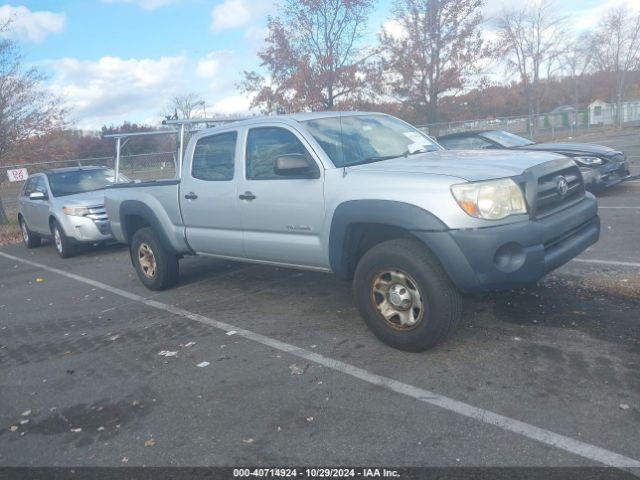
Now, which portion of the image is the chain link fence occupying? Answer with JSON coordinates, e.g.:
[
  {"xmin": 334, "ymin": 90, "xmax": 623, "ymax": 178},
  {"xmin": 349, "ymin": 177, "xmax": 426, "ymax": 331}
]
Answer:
[
  {"xmin": 417, "ymin": 104, "xmax": 640, "ymax": 140},
  {"xmin": 0, "ymin": 151, "xmax": 176, "ymax": 244}
]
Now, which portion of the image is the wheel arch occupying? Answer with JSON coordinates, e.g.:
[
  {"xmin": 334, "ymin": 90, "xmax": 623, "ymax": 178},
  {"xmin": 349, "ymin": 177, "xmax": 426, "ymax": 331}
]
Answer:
[
  {"xmin": 49, "ymin": 215, "xmax": 69, "ymax": 237},
  {"xmin": 329, "ymin": 200, "xmax": 449, "ymax": 279},
  {"xmin": 119, "ymin": 200, "xmax": 178, "ymax": 254}
]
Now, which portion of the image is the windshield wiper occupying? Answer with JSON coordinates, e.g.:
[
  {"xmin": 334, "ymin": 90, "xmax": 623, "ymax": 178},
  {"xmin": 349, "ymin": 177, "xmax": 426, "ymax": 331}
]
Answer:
[
  {"xmin": 347, "ymin": 148, "xmax": 433, "ymax": 167},
  {"xmin": 405, "ymin": 148, "xmax": 431, "ymax": 156}
]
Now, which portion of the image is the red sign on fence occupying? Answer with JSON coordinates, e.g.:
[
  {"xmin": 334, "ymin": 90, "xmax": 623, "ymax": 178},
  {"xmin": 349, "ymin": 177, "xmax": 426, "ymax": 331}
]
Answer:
[{"xmin": 6, "ymin": 168, "xmax": 28, "ymax": 182}]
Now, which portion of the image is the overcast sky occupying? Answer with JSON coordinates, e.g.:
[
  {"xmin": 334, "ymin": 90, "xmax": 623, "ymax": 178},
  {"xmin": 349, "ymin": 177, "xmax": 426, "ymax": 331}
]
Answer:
[{"xmin": 1, "ymin": 0, "xmax": 637, "ymax": 131}]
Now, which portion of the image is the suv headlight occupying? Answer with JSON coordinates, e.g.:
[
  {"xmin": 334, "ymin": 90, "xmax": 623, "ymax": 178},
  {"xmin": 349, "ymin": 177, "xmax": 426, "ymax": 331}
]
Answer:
[
  {"xmin": 451, "ymin": 178, "xmax": 527, "ymax": 220},
  {"xmin": 63, "ymin": 206, "xmax": 90, "ymax": 217},
  {"xmin": 572, "ymin": 156, "xmax": 603, "ymax": 166}
]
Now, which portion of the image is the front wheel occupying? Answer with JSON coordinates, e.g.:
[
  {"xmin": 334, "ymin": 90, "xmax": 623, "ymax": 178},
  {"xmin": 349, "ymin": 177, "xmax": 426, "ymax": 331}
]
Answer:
[
  {"xmin": 51, "ymin": 220, "xmax": 76, "ymax": 258},
  {"xmin": 130, "ymin": 227, "xmax": 179, "ymax": 290},
  {"xmin": 20, "ymin": 218, "xmax": 41, "ymax": 248},
  {"xmin": 353, "ymin": 238, "xmax": 463, "ymax": 352}
]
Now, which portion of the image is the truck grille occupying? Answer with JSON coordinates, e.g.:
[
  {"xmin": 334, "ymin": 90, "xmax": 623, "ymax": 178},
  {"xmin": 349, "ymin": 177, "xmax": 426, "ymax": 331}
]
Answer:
[{"xmin": 535, "ymin": 166, "xmax": 584, "ymax": 218}]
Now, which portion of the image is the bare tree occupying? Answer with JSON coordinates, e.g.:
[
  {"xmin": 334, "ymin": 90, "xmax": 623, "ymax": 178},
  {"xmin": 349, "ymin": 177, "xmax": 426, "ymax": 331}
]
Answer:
[
  {"xmin": 164, "ymin": 93, "xmax": 206, "ymax": 119},
  {"xmin": 239, "ymin": 0, "xmax": 375, "ymax": 113},
  {"xmin": 0, "ymin": 21, "xmax": 65, "ymax": 223},
  {"xmin": 590, "ymin": 7, "xmax": 640, "ymax": 127},
  {"xmin": 495, "ymin": 0, "xmax": 565, "ymax": 130},
  {"xmin": 378, "ymin": 0, "xmax": 486, "ymax": 124},
  {"xmin": 559, "ymin": 34, "xmax": 592, "ymax": 110}
]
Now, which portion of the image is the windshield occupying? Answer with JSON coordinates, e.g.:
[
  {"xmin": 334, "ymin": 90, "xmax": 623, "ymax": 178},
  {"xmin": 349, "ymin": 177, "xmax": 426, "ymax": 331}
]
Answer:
[
  {"xmin": 302, "ymin": 114, "xmax": 440, "ymax": 167},
  {"xmin": 48, "ymin": 169, "xmax": 130, "ymax": 197},
  {"xmin": 481, "ymin": 130, "xmax": 534, "ymax": 148}
]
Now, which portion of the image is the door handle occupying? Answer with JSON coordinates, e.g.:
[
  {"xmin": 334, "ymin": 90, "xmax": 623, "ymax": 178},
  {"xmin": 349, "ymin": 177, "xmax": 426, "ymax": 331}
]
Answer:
[
  {"xmin": 184, "ymin": 192, "xmax": 198, "ymax": 200},
  {"xmin": 239, "ymin": 192, "xmax": 256, "ymax": 201}
]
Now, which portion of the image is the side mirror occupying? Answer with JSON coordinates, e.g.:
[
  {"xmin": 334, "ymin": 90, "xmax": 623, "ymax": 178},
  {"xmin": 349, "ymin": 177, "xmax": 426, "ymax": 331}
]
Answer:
[
  {"xmin": 274, "ymin": 154, "xmax": 317, "ymax": 178},
  {"xmin": 29, "ymin": 191, "xmax": 47, "ymax": 201}
]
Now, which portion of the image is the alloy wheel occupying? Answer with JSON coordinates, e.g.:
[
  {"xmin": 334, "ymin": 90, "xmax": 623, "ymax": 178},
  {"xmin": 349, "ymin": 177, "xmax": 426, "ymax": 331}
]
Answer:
[
  {"xmin": 138, "ymin": 243, "xmax": 157, "ymax": 279},
  {"xmin": 371, "ymin": 269, "xmax": 425, "ymax": 331}
]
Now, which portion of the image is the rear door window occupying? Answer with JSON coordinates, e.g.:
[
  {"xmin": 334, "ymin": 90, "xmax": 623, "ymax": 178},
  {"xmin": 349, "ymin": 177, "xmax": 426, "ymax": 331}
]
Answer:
[{"xmin": 192, "ymin": 131, "xmax": 237, "ymax": 181}]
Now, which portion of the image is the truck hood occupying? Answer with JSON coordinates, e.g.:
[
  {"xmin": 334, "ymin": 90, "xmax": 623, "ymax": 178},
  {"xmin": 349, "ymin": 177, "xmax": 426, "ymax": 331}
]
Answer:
[
  {"xmin": 54, "ymin": 189, "xmax": 106, "ymax": 206},
  {"xmin": 514, "ymin": 142, "xmax": 619, "ymax": 157},
  {"xmin": 348, "ymin": 149, "xmax": 566, "ymax": 182}
]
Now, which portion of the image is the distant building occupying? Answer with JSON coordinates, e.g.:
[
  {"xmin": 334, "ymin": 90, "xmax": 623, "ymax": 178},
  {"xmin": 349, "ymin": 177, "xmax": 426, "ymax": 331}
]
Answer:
[
  {"xmin": 588, "ymin": 98, "xmax": 640, "ymax": 125},
  {"xmin": 550, "ymin": 105, "xmax": 576, "ymax": 114}
]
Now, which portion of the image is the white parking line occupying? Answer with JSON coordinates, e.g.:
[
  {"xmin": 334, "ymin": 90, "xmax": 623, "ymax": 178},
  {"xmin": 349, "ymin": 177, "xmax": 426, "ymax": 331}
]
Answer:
[
  {"xmin": 1, "ymin": 250, "xmax": 639, "ymax": 468},
  {"xmin": 573, "ymin": 258, "xmax": 640, "ymax": 268},
  {"xmin": 599, "ymin": 206, "xmax": 640, "ymax": 209}
]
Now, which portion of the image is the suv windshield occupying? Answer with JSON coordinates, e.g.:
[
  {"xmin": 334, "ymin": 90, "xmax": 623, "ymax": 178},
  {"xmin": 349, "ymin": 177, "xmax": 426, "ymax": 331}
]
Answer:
[
  {"xmin": 481, "ymin": 130, "xmax": 535, "ymax": 148},
  {"xmin": 48, "ymin": 169, "xmax": 129, "ymax": 197},
  {"xmin": 302, "ymin": 114, "xmax": 440, "ymax": 167}
]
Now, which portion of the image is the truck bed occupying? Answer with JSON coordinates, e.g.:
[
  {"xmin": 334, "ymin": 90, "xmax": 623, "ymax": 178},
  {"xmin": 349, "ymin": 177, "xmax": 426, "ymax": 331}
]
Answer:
[{"xmin": 105, "ymin": 179, "xmax": 191, "ymax": 254}]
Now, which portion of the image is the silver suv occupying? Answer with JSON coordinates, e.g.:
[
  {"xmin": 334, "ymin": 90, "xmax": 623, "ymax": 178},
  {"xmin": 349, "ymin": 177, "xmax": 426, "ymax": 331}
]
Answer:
[
  {"xmin": 17, "ymin": 166, "xmax": 121, "ymax": 257},
  {"xmin": 105, "ymin": 112, "xmax": 600, "ymax": 351}
]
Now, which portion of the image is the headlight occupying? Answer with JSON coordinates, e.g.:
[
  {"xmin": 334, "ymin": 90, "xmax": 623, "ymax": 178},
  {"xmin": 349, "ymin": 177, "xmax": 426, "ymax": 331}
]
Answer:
[
  {"xmin": 63, "ymin": 206, "xmax": 90, "ymax": 217},
  {"xmin": 572, "ymin": 156, "xmax": 603, "ymax": 166},
  {"xmin": 451, "ymin": 178, "xmax": 527, "ymax": 220}
]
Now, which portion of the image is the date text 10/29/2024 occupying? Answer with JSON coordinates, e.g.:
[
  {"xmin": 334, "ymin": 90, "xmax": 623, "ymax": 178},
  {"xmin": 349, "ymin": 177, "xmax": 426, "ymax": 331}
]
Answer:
[{"xmin": 233, "ymin": 468, "xmax": 401, "ymax": 478}]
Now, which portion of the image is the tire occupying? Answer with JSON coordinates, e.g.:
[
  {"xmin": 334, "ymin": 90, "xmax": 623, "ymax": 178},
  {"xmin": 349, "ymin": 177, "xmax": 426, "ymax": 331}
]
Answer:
[
  {"xmin": 19, "ymin": 217, "xmax": 41, "ymax": 248},
  {"xmin": 130, "ymin": 227, "xmax": 179, "ymax": 291},
  {"xmin": 353, "ymin": 238, "xmax": 463, "ymax": 352},
  {"xmin": 51, "ymin": 220, "xmax": 76, "ymax": 258}
]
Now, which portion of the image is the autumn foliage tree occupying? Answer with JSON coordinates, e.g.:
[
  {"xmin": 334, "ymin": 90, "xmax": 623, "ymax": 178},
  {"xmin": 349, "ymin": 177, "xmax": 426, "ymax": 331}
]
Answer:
[
  {"xmin": 377, "ymin": 0, "xmax": 486, "ymax": 124},
  {"xmin": 239, "ymin": 0, "xmax": 375, "ymax": 113},
  {"xmin": 0, "ymin": 20, "xmax": 65, "ymax": 223},
  {"xmin": 0, "ymin": 22, "xmax": 65, "ymax": 166}
]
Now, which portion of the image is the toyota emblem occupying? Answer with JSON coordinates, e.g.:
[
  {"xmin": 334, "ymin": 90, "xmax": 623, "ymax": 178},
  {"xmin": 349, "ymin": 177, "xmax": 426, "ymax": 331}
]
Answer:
[{"xmin": 556, "ymin": 176, "xmax": 569, "ymax": 196}]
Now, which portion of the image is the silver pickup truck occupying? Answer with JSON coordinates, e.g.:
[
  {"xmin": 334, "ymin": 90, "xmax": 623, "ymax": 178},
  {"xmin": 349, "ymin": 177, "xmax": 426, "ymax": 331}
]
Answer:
[{"xmin": 105, "ymin": 112, "xmax": 600, "ymax": 351}]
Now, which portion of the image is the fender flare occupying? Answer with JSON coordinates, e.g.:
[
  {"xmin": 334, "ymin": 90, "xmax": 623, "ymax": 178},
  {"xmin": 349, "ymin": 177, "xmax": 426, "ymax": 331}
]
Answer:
[
  {"xmin": 119, "ymin": 200, "xmax": 179, "ymax": 253},
  {"xmin": 328, "ymin": 199, "xmax": 449, "ymax": 277}
]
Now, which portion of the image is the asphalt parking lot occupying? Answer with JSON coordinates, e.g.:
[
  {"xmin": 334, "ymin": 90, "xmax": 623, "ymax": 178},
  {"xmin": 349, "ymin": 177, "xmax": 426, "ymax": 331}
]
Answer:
[{"xmin": 1, "ymin": 129, "xmax": 639, "ymax": 469}]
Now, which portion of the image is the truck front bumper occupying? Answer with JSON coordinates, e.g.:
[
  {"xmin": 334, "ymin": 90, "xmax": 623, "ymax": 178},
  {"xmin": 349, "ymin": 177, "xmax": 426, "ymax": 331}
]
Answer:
[{"xmin": 414, "ymin": 194, "xmax": 600, "ymax": 293}]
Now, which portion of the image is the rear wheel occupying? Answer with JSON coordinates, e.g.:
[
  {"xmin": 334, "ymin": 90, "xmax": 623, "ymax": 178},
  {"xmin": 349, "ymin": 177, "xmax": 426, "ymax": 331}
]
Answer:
[
  {"xmin": 51, "ymin": 220, "xmax": 75, "ymax": 258},
  {"xmin": 353, "ymin": 238, "xmax": 463, "ymax": 352},
  {"xmin": 130, "ymin": 227, "xmax": 179, "ymax": 290},
  {"xmin": 19, "ymin": 218, "xmax": 41, "ymax": 248}
]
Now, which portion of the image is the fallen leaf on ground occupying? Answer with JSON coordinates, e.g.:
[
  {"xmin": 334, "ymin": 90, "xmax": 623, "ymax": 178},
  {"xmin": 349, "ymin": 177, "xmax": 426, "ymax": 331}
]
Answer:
[
  {"xmin": 158, "ymin": 350, "xmax": 178, "ymax": 357},
  {"xmin": 289, "ymin": 363, "xmax": 308, "ymax": 375}
]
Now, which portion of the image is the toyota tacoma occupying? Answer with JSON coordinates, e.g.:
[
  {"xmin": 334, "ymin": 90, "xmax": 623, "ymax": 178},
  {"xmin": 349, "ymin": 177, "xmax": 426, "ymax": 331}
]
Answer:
[{"xmin": 104, "ymin": 112, "xmax": 600, "ymax": 351}]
